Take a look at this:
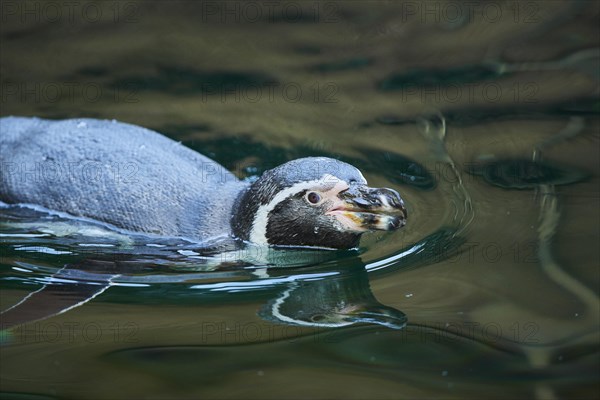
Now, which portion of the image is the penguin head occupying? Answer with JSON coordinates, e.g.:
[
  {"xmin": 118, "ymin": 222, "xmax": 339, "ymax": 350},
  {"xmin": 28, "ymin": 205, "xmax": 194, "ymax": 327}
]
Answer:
[{"xmin": 232, "ymin": 157, "xmax": 407, "ymax": 249}]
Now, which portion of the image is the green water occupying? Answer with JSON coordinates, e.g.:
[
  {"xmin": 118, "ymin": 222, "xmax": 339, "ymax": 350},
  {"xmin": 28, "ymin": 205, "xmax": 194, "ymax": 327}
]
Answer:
[{"xmin": 1, "ymin": 1, "xmax": 599, "ymax": 399}]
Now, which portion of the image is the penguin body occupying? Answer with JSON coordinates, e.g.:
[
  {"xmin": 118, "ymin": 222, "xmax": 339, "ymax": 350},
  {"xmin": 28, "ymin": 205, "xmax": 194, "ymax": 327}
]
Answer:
[
  {"xmin": 0, "ymin": 117, "xmax": 407, "ymax": 248},
  {"xmin": 1, "ymin": 117, "xmax": 245, "ymax": 241}
]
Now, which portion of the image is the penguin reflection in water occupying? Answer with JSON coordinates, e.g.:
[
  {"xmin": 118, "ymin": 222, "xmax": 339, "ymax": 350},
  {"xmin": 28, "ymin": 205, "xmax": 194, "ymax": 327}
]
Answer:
[{"xmin": 0, "ymin": 117, "xmax": 408, "ymax": 329}]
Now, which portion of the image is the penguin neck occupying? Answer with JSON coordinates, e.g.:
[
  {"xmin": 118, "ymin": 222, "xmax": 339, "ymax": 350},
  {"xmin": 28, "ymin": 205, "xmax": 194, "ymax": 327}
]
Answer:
[{"xmin": 231, "ymin": 185, "xmax": 259, "ymax": 242}]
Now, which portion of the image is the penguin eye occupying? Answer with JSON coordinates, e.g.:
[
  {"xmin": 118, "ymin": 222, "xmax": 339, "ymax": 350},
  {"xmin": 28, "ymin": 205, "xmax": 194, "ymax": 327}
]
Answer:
[{"xmin": 306, "ymin": 192, "xmax": 321, "ymax": 205}]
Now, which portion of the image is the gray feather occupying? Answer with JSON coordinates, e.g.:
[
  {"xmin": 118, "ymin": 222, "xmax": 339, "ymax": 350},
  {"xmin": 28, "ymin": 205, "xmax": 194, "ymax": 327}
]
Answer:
[{"xmin": 0, "ymin": 116, "xmax": 247, "ymax": 241}]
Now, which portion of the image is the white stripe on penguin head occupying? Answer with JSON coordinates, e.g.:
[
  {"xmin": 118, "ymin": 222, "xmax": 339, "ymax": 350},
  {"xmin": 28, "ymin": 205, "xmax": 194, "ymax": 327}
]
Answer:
[{"xmin": 249, "ymin": 173, "xmax": 344, "ymax": 245}]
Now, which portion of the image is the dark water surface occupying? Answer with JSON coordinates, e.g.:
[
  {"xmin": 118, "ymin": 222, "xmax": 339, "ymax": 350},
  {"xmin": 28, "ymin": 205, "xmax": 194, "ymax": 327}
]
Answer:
[{"xmin": 1, "ymin": 1, "xmax": 599, "ymax": 399}]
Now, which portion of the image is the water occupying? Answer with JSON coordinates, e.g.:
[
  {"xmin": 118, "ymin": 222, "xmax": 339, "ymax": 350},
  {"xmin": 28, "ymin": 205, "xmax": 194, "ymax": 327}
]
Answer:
[{"xmin": 1, "ymin": 1, "xmax": 599, "ymax": 399}]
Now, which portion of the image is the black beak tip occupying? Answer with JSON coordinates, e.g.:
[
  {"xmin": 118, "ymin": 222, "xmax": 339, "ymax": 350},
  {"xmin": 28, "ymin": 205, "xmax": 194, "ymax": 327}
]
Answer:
[
  {"xmin": 400, "ymin": 204, "xmax": 407, "ymax": 219},
  {"xmin": 388, "ymin": 214, "xmax": 407, "ymax": 230}
]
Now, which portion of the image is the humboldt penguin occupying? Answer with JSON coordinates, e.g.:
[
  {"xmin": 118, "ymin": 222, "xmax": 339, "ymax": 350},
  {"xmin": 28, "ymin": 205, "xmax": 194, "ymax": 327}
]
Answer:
[{"xmin": 0, "ymin": 117, "xmax": 407, "ymax": 249}]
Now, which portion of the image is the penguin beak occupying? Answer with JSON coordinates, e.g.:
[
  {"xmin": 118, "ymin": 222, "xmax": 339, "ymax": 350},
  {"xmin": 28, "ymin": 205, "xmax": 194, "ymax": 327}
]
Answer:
[
  {"xmin": 341, "ymin": 305, "xmax": 408, "ymax": 330},
  {"xmin": 327, "ymin": 184, "xmax": 407, "ymax": 232}
]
